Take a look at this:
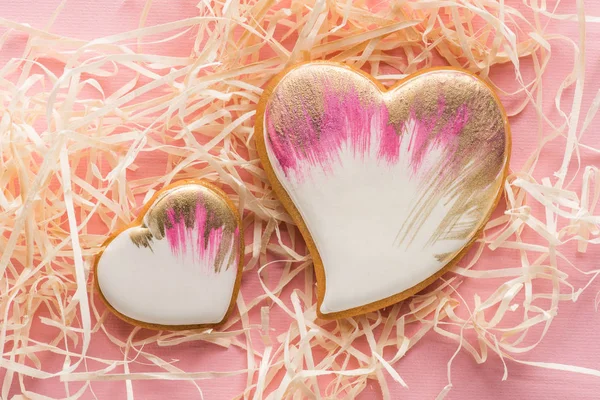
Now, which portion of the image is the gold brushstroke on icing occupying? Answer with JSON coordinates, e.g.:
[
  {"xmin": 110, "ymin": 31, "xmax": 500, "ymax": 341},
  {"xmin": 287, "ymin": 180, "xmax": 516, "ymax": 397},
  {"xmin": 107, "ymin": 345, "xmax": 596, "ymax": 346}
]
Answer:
[{"xmin": 129, "ymin": 228, "xmax": 154, "ymax": 250}]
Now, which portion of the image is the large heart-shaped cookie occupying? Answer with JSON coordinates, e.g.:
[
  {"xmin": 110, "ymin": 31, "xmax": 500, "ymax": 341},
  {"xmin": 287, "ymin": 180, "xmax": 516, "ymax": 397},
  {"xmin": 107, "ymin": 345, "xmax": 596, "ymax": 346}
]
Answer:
[
  {"xmin": 94, "ymin": 180, "xmax": 243, "ymax": 330},
  {"xmin": 255, "ymin": 62, "xmax": 510, "ymax": 319}
]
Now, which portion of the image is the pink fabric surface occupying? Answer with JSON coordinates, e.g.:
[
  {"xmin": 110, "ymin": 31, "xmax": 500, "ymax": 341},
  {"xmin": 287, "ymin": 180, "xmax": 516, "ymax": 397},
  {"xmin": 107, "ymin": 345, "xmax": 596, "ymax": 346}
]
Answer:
[{"xmin": 1, "ymin": 1, "xmax": 600, "ymax": 399}]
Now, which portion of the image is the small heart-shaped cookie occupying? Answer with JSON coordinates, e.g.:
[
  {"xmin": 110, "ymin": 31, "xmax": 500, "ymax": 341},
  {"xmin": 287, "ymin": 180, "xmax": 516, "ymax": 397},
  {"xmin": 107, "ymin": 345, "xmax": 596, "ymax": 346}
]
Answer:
[
  {"xmin": 255, "ymin": 62, "xmax": 510, "ymax": 319},
  {"xmin": 94, "ymin": 180, "xmax": 243, "ymax": 330}
]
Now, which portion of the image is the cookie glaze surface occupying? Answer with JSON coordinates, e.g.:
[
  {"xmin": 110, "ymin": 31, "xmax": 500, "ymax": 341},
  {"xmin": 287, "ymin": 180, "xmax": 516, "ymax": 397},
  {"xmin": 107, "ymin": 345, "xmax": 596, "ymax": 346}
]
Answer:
[
  {"xmin": 257, "ymin": 63, "xmax": 509, "ymax": 318},
  {"xmin": 96, "ymin": 181, "xmax": 242, "ymax": 328}
]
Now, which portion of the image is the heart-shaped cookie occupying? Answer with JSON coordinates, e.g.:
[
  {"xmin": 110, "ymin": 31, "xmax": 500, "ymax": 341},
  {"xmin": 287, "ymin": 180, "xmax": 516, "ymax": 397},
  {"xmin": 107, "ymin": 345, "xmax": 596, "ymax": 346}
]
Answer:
[
  {"xmin": 255, "ymin": 62, "xmax": 510, "ymax": 319},
  {"xmin": 94, "ymin": 180, "xmax": 243, "ymax": 330}
]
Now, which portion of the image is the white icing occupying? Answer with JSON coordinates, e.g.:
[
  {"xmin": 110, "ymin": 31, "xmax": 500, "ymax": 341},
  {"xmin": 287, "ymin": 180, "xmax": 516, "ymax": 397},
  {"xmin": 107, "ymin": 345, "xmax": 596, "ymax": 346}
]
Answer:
[
  {"xmin": 265, "ymin": 116, "xmax": 489, "ymax": 315},
  {"xmin": 97, "ymin": 225, "xmax": 238, "ymax": 325}
]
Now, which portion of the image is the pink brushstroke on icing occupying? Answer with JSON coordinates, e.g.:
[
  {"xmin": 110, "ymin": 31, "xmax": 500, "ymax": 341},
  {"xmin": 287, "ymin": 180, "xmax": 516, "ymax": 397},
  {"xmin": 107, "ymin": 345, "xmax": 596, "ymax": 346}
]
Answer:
[
  {"xmin": 165, "ymin": 208, "xmax": 186, "ymax": 254},
  {"xmin": 164, "ymin": 195, "xmax": 236, "ymax": 272},
  {"xmin": 376, "ymin": 105, "xmax": 400, "ymax": 164},
  {"xmin": 407, "ymin": 100, "xmax": 469, "ymax": 175},
  {"xmin": 208, "ymin": 227, "xmax": 223, "ymax": 260},
  {"xmin": 437, "ymin": 103, "xmax": 469, "ymax": 146},
  {"xmin": 324, "ymin": 84, "xmax": 372, "ymax": 159},
  {"xmin": 266, "ymin": 107, "xmax": 297, "ymax": 173},
  {"xmin": 266, "ymin": 83, "xmax": 471, "ymax": 182},
  {"xmin": 406, "ymin": 113, "xmax": 434, "ymax": 173},
  {"xmin": 267, "ymin": 82, "xmax": 395, "ymax": 180}
]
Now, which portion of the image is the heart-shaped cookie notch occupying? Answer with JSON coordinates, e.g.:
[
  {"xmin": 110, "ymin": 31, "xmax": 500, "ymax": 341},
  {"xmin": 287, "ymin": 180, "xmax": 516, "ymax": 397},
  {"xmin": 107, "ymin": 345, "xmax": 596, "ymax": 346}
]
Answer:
[
  {"xmin": 94, "ymin": 180, "xmax": 243, "ymax": 330},
  {"xmin": 255, "ymin": 62, "xmax": 510, "ymax": 319}
]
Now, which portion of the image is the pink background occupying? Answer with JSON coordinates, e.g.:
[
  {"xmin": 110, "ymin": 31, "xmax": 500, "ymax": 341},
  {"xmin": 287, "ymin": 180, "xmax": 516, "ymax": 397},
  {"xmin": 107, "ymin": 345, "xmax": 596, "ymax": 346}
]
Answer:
[{"xmin": 1, "ymin": 0, "xmax": 600, "ymax": 399}]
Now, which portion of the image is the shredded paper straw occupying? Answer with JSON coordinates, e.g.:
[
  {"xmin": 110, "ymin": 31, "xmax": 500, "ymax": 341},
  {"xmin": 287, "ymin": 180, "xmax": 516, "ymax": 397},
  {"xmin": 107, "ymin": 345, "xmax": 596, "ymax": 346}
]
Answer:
[{"xmin": 1, "ymin": 0, "xmax": 600, "ymax": 398}]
